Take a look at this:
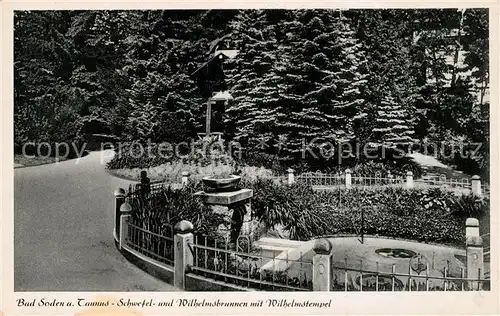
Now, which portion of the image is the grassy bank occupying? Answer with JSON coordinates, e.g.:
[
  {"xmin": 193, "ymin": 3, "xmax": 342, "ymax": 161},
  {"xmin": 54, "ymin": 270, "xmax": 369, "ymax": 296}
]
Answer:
[
  {"xmin": 14, "ymin": 154, "xmax": 71, "ymax": 168},
  {"xmin": 109, "ymin": 162, "xmax": 275, "ymax": 182}
]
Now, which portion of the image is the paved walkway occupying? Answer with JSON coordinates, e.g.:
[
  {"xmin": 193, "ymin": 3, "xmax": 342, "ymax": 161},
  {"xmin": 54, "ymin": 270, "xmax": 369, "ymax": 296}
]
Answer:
[{"xmin": 14, "ymin": 150, "xmax": 179, "ymax": 291}]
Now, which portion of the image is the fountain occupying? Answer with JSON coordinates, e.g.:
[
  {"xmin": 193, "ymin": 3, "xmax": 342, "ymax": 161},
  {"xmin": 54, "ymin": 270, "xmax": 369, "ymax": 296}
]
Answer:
[{"xmin": 194, "ymin": 181, "xmax": 255, "ymax": 244}]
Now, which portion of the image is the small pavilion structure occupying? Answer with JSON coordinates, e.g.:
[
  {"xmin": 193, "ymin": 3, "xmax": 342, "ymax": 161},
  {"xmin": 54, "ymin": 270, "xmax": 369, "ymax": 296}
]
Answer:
[{"xmin": 191, "ymin": 47, "xmax": 239, "ymax": 139}]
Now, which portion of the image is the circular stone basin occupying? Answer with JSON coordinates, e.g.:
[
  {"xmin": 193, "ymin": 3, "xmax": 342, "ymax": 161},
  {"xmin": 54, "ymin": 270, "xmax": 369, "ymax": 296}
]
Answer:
[
  {"xmin": 375, "ymin": 248, "xmax": 417, "ymax": 259},
  {"xmin": 202, "ymin": 175, "xmax": 241, "ymax": 192}
]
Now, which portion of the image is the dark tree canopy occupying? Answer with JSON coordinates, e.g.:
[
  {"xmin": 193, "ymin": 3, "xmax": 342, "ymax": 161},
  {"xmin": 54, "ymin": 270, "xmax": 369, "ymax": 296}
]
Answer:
[{"xmin": 14, "ymin": 9, "xmax": 489, "ymax": 175}]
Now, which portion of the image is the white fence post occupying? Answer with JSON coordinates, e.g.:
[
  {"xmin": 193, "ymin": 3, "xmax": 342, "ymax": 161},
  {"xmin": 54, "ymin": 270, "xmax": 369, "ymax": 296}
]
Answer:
[
  {"xmin": 181, "ymin": 171, "xmax": 190, "ymax": 186},
  {"xmin": 119, "ymin": 201, "xmax": 132, "ymax": 250},
  {"xmin": 312, "ymin": 239, "xmax": 332, "ymax": 291},
  {"xmin": 174, "ymin": 220, "xmax": 194, "ymax": 290},
  {"xmin": 406, "ymin": 171, "xmax": 414, "ymax": 189},
  {"xmin": 388, "ymin": 171, "xmax": 394, "ymax": 184},
  {"xmin": 345, "ymin": 169, "xmax": 352, "ymax": 189},
  {"xmin": 471, "ymin": 175, "xmax": 482, "ymax": 196},
  {"xmin": 466, "ymin": 218, "xmax": 484, "ymax": 290},
  {"xmin": 287, "ymin": 168, "xmax": 295, "ymax": 185},
  {"xmin": 114, "ymin": 188, "xmax": 126, "ymax": 240}
]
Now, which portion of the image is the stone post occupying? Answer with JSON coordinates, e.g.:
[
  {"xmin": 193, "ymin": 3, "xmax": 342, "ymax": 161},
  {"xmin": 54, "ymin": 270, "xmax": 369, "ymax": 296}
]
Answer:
[
  {"xmin": 406, "ymin": 171, "xmax": 414, "ymax": 189},
  {"xmin": 287, "ymin": 168, "xmax": 295, "ymax": 185},
  {"xmin": 114, "ymin": 188, "xmax": 126, "ymax": 240},
  {"xmin": 174, "ymin": 220, "xmax": 194, "ymax": 290},
  {"xmin": 471, "ymin": 175, "xmax": 482, "ymax": 196},
  {"xmin": 181, "ymin": 171, "xmax": 190, "ymax": 186},
  {"xmin": 312, "ymin": 239, "xmax": 333, "ymax": 291},
  {"xmin": 119, "ymin": 201, "xmax": 132, "ymax": 250},
  {"xmin": 387, "ymin": 171, "xmax": 393, "ymax": 184},
  {"xmin": 466, "ymin": 218, "xmax": 484, "ymax": 290},
  {"xmin": 345, "ymin": 169, "xmax": 352, "ymax": 189}
]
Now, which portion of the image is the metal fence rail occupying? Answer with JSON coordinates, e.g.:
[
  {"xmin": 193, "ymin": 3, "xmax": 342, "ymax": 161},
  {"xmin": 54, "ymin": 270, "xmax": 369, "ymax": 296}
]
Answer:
[
  {"xmin": 351, "ymin": 175, "xmax": 405, "ymax": 187},
  {"xmin": 414, "ymin": 174, "xmax": 471, "ymax": 189},
  {"xmin": 482, "ymin": 233, "xmax": 490, "ymax": 263},
  {"xmin": 124, "ymin": 171, "xmax": 489, "ymax": 197},
  {"xmin": 188, "ymin": 235, "xmax": 313, "ymax": 291},
  {"xmin": 126, "ymin": 217, "xmax": 175, "ymax": 266},
  {"xmin": 481, "ymin": 184, "xmax": 490, "ymax": 196},
  {"xmin": 296, "ymin": 173, "xmax": 344, "ymax": 186}
]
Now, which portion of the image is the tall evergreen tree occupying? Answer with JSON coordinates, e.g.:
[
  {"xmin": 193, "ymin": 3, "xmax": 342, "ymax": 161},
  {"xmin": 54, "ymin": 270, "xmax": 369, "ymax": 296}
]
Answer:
[
  {"xmin": 354, "ymin": 10, "xmax": 416, "ymax": 152},
  {"xmin": 370, "ymin": 91, "xmax": 416, "ymax": 149},
  {"xmin": 275, "ymin": 10, "xmax": 368, "ymax": 162},
  {"xmin": 121, "ymin": 11, "xmax": 205, "ymax": 143},
  {"xmin": 225, "ymin": 10, "xmax": 283, "ymax": 152}
]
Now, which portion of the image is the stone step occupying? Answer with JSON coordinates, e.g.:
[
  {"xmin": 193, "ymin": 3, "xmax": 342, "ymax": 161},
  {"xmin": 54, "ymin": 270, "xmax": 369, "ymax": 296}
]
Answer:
[
  {"xmin": 259, "ymin": 240, "xmax": 315, "ymax": 273},
  {"xmin": 254, "ymin": 237, "xmax": 306, "ymax": 249}
]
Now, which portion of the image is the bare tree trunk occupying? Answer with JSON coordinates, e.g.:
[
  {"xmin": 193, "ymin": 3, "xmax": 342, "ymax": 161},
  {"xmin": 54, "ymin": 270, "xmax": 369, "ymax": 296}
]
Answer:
[{"xmin": 451, "ymin": 9, "xmax": 466, "ymax": 86}]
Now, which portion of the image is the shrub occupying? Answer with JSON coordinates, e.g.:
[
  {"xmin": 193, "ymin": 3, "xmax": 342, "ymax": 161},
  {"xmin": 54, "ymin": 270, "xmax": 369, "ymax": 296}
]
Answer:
[
  {"xmin": 129, "ymin": 182, "xmax": 229, "ymax": 238},
  {"xmin": 242, "ymin": 178, "xmax": 333, "ymax": 240},
  {"xmin": 130, "ymin": 177, "xmax": 489, "ymax": 247},
  {"xmin": 243, "ymin": 179, "xmax": 489, "ymax": 246},
  {"xmin": 107, "ymin": 138, "xmax": 236, "ymax": 171}
]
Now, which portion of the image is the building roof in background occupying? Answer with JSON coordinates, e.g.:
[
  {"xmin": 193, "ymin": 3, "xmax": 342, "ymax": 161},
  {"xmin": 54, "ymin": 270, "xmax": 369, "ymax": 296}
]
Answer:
[
  {"xmin": 190, "ymin": 50, "xmax": 239, "ymax": 76},
  {"xmin": 214, "ymin": 49, "xmax": 239, "ymax": 59},
  {"xmin": 210, "ymin": 90, "xmax": 233, "ymax": 101}
]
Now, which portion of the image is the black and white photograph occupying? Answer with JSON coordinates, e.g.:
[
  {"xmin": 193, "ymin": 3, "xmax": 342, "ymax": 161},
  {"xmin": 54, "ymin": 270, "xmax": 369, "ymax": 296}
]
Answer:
[{"xmin": 6, "ymin": 5, "xmax": 495, "ymax": 307}]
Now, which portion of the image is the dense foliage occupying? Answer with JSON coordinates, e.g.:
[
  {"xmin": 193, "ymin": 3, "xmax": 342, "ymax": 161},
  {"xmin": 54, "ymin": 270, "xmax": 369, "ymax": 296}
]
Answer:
[
  {"xmin": 15, "ymin": 9, "xmax": 489, "ymax": 176},
  {"xmin": 129, "ymin": 182, "xmax": 229, "ymax": 238},
  {"xmin": 130, "ymin": 178, "xmax": 488, "ymax": 247},
  {"xmin": 244, "ymin": 178, "xmax": 489, "ymax": 246}
]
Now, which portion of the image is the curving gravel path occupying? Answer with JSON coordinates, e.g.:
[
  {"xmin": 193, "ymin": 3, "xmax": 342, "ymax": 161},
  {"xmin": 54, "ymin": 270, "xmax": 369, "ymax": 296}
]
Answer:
[{"xmin": 14, "ymin": 150, "xmax": 179, "ymax": 291}]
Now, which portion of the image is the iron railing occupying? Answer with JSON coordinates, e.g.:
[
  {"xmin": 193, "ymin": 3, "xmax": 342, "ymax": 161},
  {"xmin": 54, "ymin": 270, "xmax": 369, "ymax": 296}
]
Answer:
[
  {"xmin": 482, "ymin": 233, "xmax": 490, "ymax": 263},
  {"xmin": 188, "ymin": 235, "xmax": 313, "ymax": 291},
  {"xmin": 296, "ymin": 172, "xmax": 344, "ymax": 186},
  {"xmin": 330, "ymin": 257, "xmax": 490, "ymax": 291},
  {"xmin": 351, "ymin": 175, "xmax": 406, "ymax": 187},
  {"xmin": 126, "ymin": 217, "xmax": 175, "ymax": 266},
  {"xmin": 481, "ymin": 184, "xmax": 490, "ymax": 197},
  {"xmin": 125, "ymin": 171, "xmax": 489, "ymax": 196},
  {"xmin": 290, "ymin": 172, "xmax": 488, "ymax": 195},
  {"xmin": 414, "ymin": 174, "xmax": 471, "ymax": 190}
]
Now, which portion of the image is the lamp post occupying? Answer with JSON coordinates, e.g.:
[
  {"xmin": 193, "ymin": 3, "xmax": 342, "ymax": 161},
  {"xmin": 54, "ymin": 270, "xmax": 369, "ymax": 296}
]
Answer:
[
  {"xmin": 205, "ymin": 91, "xmax": 233, "ymax": 137},
  {"xmin": 205, "ymin": 99, "xmax": 214, "ymax": 136}
]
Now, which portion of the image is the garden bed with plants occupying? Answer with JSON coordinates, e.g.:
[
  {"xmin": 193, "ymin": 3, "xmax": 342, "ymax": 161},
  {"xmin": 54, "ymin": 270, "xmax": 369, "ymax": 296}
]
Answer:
[
  {"xmin": 248, "ymin": 178, "xmax": 489, "ymax": 247},
  {"xmin": 106, "ymin": 139, "xmax": 425, "ymax": 182},
  {"xmin": 128, "ymin": 178, "xmax": 489, "ymax": 248}
]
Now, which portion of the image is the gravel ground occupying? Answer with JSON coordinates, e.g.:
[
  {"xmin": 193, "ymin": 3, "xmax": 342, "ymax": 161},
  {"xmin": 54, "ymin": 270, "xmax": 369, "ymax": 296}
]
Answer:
[{"xmin": 14, "ymin": 150, "xmax": 179, "ymax": 291}]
